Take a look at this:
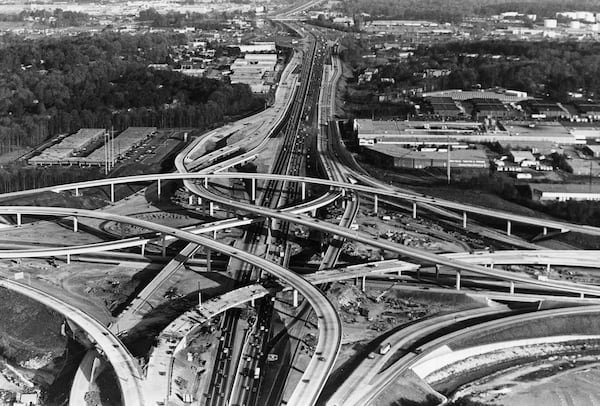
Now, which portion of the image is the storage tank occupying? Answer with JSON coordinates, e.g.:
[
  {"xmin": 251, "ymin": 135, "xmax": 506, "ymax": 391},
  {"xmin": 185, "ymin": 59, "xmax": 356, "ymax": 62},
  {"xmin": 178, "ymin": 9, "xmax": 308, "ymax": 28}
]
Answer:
[{"xmin": 544, "ymin": 19, "xmax": 557, "ymax": 28}]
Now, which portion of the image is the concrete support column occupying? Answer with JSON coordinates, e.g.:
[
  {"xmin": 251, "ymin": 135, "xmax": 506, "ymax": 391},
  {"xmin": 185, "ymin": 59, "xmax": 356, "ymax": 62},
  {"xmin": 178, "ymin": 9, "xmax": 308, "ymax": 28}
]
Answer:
[
  {"xmin": 463, "ymin": 212, "xmax": 467, "ymax": 228},
  {"xmin": 455, "ymin": 271, "xmax": 461, "ymax": 291},
  {"xmin": 209, "ymin": 202, "xmax": 214, "ymax": 216},
  {"xmin": 374, "ymin": 194, "xmax": 378, "ymax": 214},
  {"xmin": 293, "ymin": 289, "xmax": 299, "ymax": 307},
  {"xmin": 16, "ymin": 213, "xmax": 21, "ymax": 227},
  {"xmin": 157, "ymin": 179, "xmax": 161, "ymax": 198},
  {"xmin": 207, "ymin": 249, "xmax": 211, "ymax": 273},
  {"xmin": 507, "ymin": 220, "xmax": 512, "ymax": 236},
  {"xmin": 361, "ymin": 276, "xmax": 366, "ymax": 292},
  {"xmin": 110, "ymin": 183, "xmax": 115, "ymax": 203},
  {"xmin": 198, "ymin": 291, "xmax": 202, "ymax": 307},
  {"xmin": 160, "ymin": 234, "xmax": 166, "ymax": 257},
  {"xmin": 397, "ymin": 269, "xmax": 402, "ymax": 276},
  {"xmin": 435, "ymin": 265, "xmax": 440, "ymax": 280},
  {"xmin": 251, "ymin": 178, "xmax": 256, "ymax": 202},
  {"xmin": 547, "ymin": 263, "xmax": 551, "ymax": 272},
  {"xmin": 341, "ymin": 188, "xmax": 346, "ymax": 197},
  {"xmin": 188, "ymin": 196, "xmax": 193, "ymax": 205},
  {"xmin": 509, "ymin": 281, "xmax": 515, "ymax": 295},
  {"xmin": 250, "ymin": 298, "xmax": 255, "ymax": 307},
  {"xmin": 301, "ymin": 182, "xmax": 306, "ymax": 200},
  {"xmin": 140, "ymin": 243, "xmax": 145, "ymax": 256},
  {"xmin": 543, "ymin": 227, "xmax": 548, "ymax": 236},
  {"xmin": 203, "ymin": 178, "xmax": 208, "ymax": 188},
  {"xmin": 213, "ymin": 230, "xmax": 217, "ymax": 239},
  {"xmin": 580, "ymin": 292, "xmax": 585, "ymax": 299},
  {"xmin": 75, "ymin": 187, "xmax": 79, "ymax": 197},
  {"xmin": 66, "ymin": 254, "xmax": 71, "ymax": 264},
  {"xmin": 73, "ymin": 217, "xmax": 78, "ymax": 233},
  {"xmin": 197, "ymin": 196, "xmax": 202, "ymax": 205},
  {"xmin": 412, "ymin": 202, "xmax": 417, "ymax": 219}
]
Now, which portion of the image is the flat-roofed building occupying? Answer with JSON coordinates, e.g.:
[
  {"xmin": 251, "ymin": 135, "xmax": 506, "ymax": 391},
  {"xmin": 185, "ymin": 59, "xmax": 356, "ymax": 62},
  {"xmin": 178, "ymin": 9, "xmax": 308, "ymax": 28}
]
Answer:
[
  {"xmin": 584, "ymin": 144, "xmax": 600, "ymax": 158},
  {"xmin": 423, "ymin": 88, "xmax": 529, "ymax": 102},
  {"xmin": 530, "ymin": 183, "xmax": 600, "ymax": 201},
  {"xmin": 363, "ymin": 144, "xmax": 489, "ymax": 169},
  {"xmin": 576, "ymin": 103, "xmax": 600, "ymax": 120},
  {"xmin": 471, "ymin": 98, "xmax": 510, "ymax": 120},
  {"xmin": 29, "ymin": 128, "xmax": 105, "ymax": 165},
  {"xmin": 426, "ymin": 96, "xmax": 462, "ymax": 118},
  {"xmin": 520, "ymin": 100, "xmax": 571, "ymax": 119}
]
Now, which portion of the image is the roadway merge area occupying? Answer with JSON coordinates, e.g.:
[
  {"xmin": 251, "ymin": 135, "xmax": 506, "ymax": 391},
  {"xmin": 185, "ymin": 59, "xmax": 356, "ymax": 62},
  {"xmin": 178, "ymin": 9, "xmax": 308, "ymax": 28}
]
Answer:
[{"xmin": 1, "ymin": 21, "xmax": 600, "ymax": 406}]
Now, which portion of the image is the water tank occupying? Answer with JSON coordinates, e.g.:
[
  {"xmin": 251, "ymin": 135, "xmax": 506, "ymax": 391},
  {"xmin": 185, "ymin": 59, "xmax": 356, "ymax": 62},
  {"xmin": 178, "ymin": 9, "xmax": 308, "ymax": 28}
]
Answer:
[{"xmin": 544, "ymin": 19, "xmax": 557, "ymax": 28}]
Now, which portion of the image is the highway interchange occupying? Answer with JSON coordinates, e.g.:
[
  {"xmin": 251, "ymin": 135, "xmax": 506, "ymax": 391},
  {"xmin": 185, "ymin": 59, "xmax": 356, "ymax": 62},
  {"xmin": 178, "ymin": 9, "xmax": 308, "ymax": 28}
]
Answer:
[{"xmin": 1, "ymin": 17, "xmax": 600, "ymax": 406}]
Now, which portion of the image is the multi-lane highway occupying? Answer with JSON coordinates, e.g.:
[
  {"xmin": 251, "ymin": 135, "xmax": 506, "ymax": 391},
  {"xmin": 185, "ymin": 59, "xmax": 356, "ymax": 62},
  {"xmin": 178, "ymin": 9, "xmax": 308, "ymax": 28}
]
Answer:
[{"xmin": 2, "ymin": 22, "xmax": 600, "ymax": 406}]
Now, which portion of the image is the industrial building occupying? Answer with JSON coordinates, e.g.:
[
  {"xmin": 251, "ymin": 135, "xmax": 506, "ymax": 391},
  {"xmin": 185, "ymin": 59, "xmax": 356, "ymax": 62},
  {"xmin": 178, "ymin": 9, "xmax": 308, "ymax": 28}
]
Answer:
[
  {"xmin": 29, "ymin": 127, "xmax": 157, "ymax": 166},
  {"xmin": 470, "ymin": 98, "xmax": 511, "ymax": 120},
  {"xmin": 229, "ymin": 53, "xmax": 277, "ymax": 93},
  {"xmin": 520, "ymin": 100, "xmax": 571, "ymax": 119},
  {"xmin": 363, "ymin": 144, "xmax": 489, "ymax": 169},
  {"xmin": 236, "ymin": 42, "xmax": 276, "ymax": 53},
  {"xmin": 83, "ymin": 127, "xmax": 157, "ymax": 166},
  {"xmin": 530, "ymin": 183, "xmax": 600, "ymax": 202},
  {"xmin": 584, "ymin": 145, "xmax": 600, "ymax": 158},
  {"xmin": 29, "ymin": 128, "xmax": 105, "ymax": 165},
  {"xmin": 425, "ymin": 96, "xmax": 462, "ymax": 118},
  {"xmin": 422, "ymin": 88, "xmax": 529, "ymax": 103}
]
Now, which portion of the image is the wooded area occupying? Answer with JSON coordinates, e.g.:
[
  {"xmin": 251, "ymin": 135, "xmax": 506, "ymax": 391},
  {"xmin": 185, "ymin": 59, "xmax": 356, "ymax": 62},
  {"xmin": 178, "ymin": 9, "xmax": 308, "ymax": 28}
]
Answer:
[
  {"xmin": 0, "ymin": 32, "xmax": 264, "ymax": 155},
  {"xmin": 338, "ymin": 0, "xmax": 600, "ymax": 22}
]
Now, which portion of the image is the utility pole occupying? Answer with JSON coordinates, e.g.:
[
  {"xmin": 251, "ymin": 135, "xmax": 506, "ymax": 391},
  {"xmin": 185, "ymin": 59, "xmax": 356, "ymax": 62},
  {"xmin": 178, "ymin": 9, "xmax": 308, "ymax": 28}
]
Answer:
[
  {"xmin": 447, "ymin": 133, "xmax": 451, "ymax": 184},
  {"xmin": 590, "ymin": 159, "xmax": 593, "ymax": 193}
]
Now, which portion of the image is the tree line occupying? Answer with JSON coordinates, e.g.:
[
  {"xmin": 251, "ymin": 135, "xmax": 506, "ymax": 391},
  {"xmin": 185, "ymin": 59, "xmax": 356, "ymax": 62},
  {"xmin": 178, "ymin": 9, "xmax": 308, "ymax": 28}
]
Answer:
[
  {"xmin": 351, "ymin": 40, "xmax": 600, "ymax": 102},
  {"xmin": 337, "ymin": 0, "xmax": 600, "ymax": 23}
]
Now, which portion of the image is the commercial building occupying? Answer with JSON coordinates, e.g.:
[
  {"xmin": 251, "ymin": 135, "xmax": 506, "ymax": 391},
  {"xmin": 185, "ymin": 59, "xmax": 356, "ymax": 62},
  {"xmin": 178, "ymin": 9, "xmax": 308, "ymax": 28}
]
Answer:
[
  {"xmin": 236, "ymin": 42, "xmax": 276, "ymax": 53},
  {"xmin": 470, "ymin": 98, "xmax": 510, "ymax": 120},
  {"xmin": 363, "ymin": 144, "xmax": 489, "ymax": 169},
  {"xmin": 83, "ymin": 127, "xmax": 157, "ymax": 166},
  {"xmin": 29, "ymin": 127, "xmax": 156, "ymax": 166},
  {"xmin": 520, "ymin": 100, "xmax": 571, "ymax": 119},
  {"xmin": 422, "ymin": 88, "xmax": 529, "ymax": 103},
  {"xmin": 585, "ymin": 145, "xmax": 600, "ymax": 158},
  {"xmin": 355, "ymin": 119, "xmax": 581, "ymax": 146},
  {"xmin": 29, "ymin": 128, "xmax": 105, "ymax": 165},
  {"xmin": 229, "ymin": 53, "xmax": 277, "ymax": 93},
  {"xmin": 425, "ymin": 97, "xmax": 462, "ymax": 118},
  {"xmin": 530, "ymin": 183, "xmax": 600, "ymax": 201}
]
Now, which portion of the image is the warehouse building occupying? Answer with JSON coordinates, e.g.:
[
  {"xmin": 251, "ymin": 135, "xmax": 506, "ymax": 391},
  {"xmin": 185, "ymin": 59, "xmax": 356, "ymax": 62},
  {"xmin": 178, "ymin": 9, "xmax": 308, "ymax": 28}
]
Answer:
[
  {"xmin": 470, "ymin": 98, "xmax": 510, "ymax": 120},
  {"xmin": 363, "ymin": 144, "xmax": 489, "ymax": 169},
  {"xmin": 530, "ymin": 183, "xmax": 600, "ymax": 201},
  {"xmin": 425, "ymin": 96, "xmax": 462, "ymax": 118},
  {"xmin": 29, "ymin": 128, "xmax": 105, "ymax": 165},
  {"xmin": 520, "ymin": 100, "xmax": 571, "ymax": 119}
]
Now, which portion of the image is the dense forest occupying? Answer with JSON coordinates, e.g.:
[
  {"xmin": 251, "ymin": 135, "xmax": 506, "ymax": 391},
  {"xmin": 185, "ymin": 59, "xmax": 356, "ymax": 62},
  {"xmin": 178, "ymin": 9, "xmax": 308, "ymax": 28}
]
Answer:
[
  {"xmin": 358, "ymin": 40, "xmax": 600, "ymax": 102},
  {"xmin": 138, "ymin": 8, "xmax": 253, "ymax": 29},
  {"xmin": 0, "ymin": 32, "xmax": 264, "ymax": 155},
  {"xmin": 338, "ymin": 0, "xmax": 600, "ymax": 22},
  {"xmin": 0, "ymin": 9, "xmax": 90, "ymax": 26}
]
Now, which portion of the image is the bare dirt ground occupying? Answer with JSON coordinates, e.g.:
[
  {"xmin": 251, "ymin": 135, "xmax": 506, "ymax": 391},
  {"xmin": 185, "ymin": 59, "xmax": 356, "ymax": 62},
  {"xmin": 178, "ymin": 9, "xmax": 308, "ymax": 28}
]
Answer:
[{"xmin": 449, "ymin": 353, "xmax": 600, "ymax": 406}]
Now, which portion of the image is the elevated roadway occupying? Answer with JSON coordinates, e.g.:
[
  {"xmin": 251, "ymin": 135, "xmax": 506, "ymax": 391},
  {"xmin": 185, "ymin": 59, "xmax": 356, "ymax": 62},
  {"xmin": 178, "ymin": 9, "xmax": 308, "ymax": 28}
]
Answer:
[
  {"xmin": 0, "ymin": 205, "xmax": 341, "ymax": 406},
  {"xmin": 17, "ymin": 171, "xmax": 599, "ymax": 238}
]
